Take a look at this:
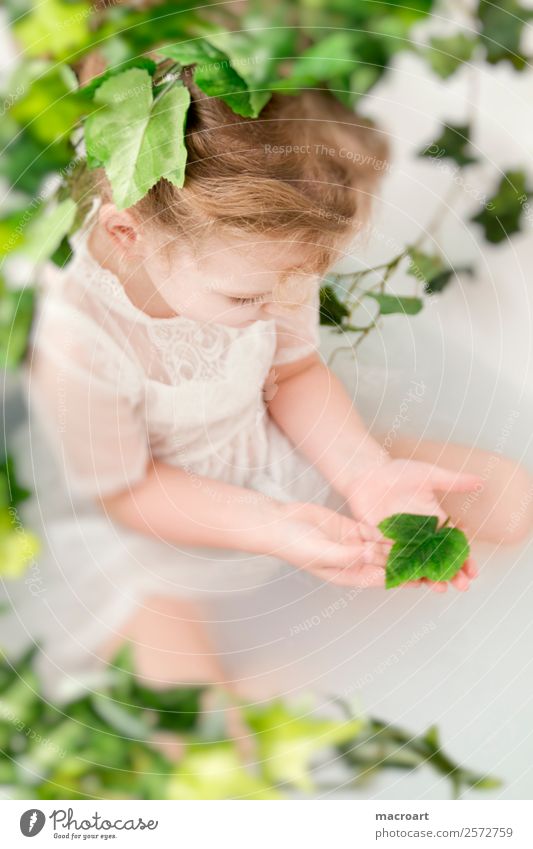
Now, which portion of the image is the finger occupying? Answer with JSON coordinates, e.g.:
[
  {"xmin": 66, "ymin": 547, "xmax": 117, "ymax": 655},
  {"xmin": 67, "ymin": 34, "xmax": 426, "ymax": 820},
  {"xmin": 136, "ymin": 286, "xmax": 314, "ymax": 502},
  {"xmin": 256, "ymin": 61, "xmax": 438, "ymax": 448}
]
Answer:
[
  {"xmin": 464, "ymin": 558, "xmax": 479, "ymax": 578},
  {"xmin": 405, "ymin": 579, "xmax": 424, "ymax": 587},
  {"xmin": 429, "ymin": 580, "xmax": 448, "ymax": 593},
  {"xmin": 451, "ymin": 570, "xmax": 470, "ymax": 591},
  {"xmin": 362, "ymin": 541, "xmax": 391, "ymax": 567},
  {"xmin": 357, "ymin": 522, "xmax": 388, "ymax": 543},
  {"xmin": 427, "ymin": 466, "xmax": 484, "ymax": 493}
]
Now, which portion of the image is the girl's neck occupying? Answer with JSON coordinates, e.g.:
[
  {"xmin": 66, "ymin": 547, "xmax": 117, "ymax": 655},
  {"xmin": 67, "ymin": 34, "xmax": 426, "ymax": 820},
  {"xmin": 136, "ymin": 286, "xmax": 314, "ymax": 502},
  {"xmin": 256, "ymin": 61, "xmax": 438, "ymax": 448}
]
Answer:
[{"xmin": 86, "ymin": 224, "xmax": 179, "ymax": 319}]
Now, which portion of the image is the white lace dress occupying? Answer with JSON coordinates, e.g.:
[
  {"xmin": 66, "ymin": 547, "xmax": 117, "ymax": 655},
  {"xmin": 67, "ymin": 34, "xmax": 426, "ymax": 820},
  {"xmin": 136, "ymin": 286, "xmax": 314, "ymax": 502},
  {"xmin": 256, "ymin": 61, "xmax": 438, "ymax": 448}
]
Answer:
[{"xmin": 2, "ymin": 215, "xmax": 336, "ymax": 686}]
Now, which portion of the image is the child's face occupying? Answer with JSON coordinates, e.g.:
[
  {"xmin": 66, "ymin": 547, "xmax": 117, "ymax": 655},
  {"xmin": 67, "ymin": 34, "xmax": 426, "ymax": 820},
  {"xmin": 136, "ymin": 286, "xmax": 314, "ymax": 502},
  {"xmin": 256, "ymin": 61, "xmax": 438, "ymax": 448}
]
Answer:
[{"xmin": 142, "ymin": 230, "xmax": 323, "ymax": 328}]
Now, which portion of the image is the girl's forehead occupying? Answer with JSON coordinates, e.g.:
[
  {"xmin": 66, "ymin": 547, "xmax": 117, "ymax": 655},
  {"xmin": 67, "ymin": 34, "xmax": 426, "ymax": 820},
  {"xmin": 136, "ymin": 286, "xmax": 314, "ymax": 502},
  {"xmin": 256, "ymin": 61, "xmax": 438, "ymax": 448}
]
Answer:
[{"xmin": 197, "ymin": 232, "xmax": 317, "ymax": 273}]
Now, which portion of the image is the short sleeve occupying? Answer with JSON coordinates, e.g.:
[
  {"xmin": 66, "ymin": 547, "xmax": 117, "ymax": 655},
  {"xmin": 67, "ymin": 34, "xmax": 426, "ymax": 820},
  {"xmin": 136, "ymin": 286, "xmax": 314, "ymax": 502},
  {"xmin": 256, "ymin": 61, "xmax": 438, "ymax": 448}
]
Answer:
[
  {"xmin": 24, "ymin": 296, "xmax": 149, "ymax": 500},
  {"xmin": 271, "ymin": 282, "xmax": 321, "ymax": 366}
]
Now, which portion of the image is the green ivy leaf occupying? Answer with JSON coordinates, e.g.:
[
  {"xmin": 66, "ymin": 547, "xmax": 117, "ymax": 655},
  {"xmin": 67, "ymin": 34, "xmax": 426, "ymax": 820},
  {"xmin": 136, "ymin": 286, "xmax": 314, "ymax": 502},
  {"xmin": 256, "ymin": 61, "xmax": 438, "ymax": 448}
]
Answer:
[
  {"xmin": 158, "ymin": 41, "xmax": 253, "ymax": 118},
  {"xmin": 407, "ymin": 248, "xmax": 444, "ymax": 284},
  {"xmin": 366, "ymin": 292, "xmax": 423, "ymax": 315},
  {"xmin": 77, "ymin": 58, "xmax": 158, "ymax": 100},
  {"xmin": 424, "ymin": 33, "xmax": 477, "ymax": 78},
  {"xmin": 470, "ymin": 169, "xmax": 532, "ymax": 244},
  {"xmin": 407, "ymin": 248, "xmax": 474, "ymax": 295},
  {"xmin": 202, "ymin": 14, "xmax": 297, "ymax": 116},
  {"xmin": 378, "ymin": 512, "xmax": 470, "ymax": 588},
  {"xmin": 0, "ymin": 287, "xmax": 35, "ymax": 369},
  {"xmin": 84, "ymin": 68, "xmax": 191, "ymax": 210},
  {"xmin": 424, "ymin": 265, "xmax": 475, "ymax": 294},
  {"xmin": 319, "ymin": 284, "xmax": 350, "ymax": 327},
  {"xmin": 477, "ymin": 0, "xmax": 533, "ymax": 70},
  {"xmin": 419, "ymin": 122, "xmax": 477, "ymax": 167}
]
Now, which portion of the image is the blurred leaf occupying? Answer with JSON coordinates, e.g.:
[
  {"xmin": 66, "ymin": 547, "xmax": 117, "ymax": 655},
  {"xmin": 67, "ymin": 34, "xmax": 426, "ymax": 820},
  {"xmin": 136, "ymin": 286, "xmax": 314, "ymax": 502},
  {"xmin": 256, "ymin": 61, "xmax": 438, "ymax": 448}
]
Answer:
[
  {"xmin": 168, "ymin": 741, "xmax": 281, "ymax": 800},
  {"xmin": 0, "ymin": 124, "xmax": 71, "ymax": 196},
  {"xmin": 471, "ymin": 169, "xmax": 532, "ymax": 243},
  {"xmin": 407, "ymin": 248, "xmax": 474, "ymax": 294},
  {"xmin": 84, "ymin": 68, "xmax": 190, "ymax": 209},
  {"xmin": 23, "ymin": 198, "xmax": 77, "ymax": 262},
  {"xmin": 244, "ymin": 698, "xmax": 364, "ymax": 792},
  {"xmin": 419, "ymin": 122, "xmax": 477, "ymax": 167},
  {"xmin": 13, "ymin": 0, "xmax": 92, "ymax": 60},
  {"xmin": 366, "ymin": 292, "xmax": 423, "ymax": 316},
  {"xmin": 0, "ymin": 520, "xmax": 39, "ymax": 581},
  {"xmin": 50, "ymin": 236, "xmax": 73, "ymax": 269},
  {"xmin": 407, "ymin": 247, "xmax": 444, "ymax": 284},
  {"xmin": 272, "ymin": 32, "xmax": 356, "ymax": 90},
  {"xmin": 0, "ymin": 455, "xmax": 31, "ymax": 509},
  {"xmin": 319, "ymin": 284, "xmax": 350, "ymax": 327},
  {"xmin": 423, "ymin": 265, "xmax": 475, "ymax": 294},
  {"xmin": 91, "ymin": 693, "xmax": 154, "ymax": 741},
  {"xmin": 424, "ymin": 33, "xmax": 477, "ymax": 78},
  {"xmin": 0, "ymin": 211, "xmax": 29, "ymax": 258},
  {"xmin": 477, "ymin": 0, "xmax": 533, "ymax": 69},
  {"xmin": 202, "ymin": 13, "xmax": 297, "ymax": 116},
  {"xmin": 0, "ymin": 286, "xmax": 35, "ymax": 368},
  {"xmin": 10, "ymin": 62, "xmax": 86, "ymax": 146}
]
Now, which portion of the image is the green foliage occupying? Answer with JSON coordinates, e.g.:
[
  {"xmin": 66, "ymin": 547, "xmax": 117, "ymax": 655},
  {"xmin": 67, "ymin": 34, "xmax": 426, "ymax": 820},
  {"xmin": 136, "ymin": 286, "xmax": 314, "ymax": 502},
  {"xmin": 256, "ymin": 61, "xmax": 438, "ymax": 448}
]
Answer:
[
  {"xmin": 0, "ymin": 285, "xmax": 35, "ymax": 369},
  {"xmin": 23, "ymin": 198, "xmax": 77, "ymax": 262},
  {"xmin": 423, "ymin": 33, "xmax": 477, "ymax": 79},
  {"xmin": 366, "ymin": 292, "xmax": 423, "ymax": 316},
  {"xmin": 84, "ymin": 68, "xmax": 190, "ymax": 209},
  {"xmin": 0, "ymin": 642, "xmax": 499, "ymax": 799},
  {"xmin": 471, "ymin": 170, "xmax": 533, "ymax": 244},
  {"xmin": 319, "ymin": 284, "xmax": 351, "ymax": 327},
  {"xmin": 378, "ymin": 513, "xmax": 470, "ymax": 589},
  {"xmin": 419, "ymin": 122, "xmax": 477, "ymax": 167},
  {"xmin": 13, "ymin": 0, "xmax": 92, "ymax": 61},
  {"xmin": 407, "ymin": 248, "xmax": 474, "ymax": 295},
  {"xmin": 335, "ymin": 711, "xmax": 501, "ymax": 798},
  {"xmin": 157, "ymin": 42, "xmax": 255, "ymax": 118},
  {"xmin": 0, "ymin": 456, "xmax": 39, "ymax": 579},
  {"xmin": 477, "ymin": 0, "xmax": 533, "ymax": 70}
]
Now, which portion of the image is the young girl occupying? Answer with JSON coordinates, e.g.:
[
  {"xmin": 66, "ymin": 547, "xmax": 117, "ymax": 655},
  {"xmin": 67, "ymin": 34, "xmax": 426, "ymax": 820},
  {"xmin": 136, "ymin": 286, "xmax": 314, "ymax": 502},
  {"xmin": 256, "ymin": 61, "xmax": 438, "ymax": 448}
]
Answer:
[{"xmin": 6, "ymin": 69, "xmax": 532, "ymax": 701}]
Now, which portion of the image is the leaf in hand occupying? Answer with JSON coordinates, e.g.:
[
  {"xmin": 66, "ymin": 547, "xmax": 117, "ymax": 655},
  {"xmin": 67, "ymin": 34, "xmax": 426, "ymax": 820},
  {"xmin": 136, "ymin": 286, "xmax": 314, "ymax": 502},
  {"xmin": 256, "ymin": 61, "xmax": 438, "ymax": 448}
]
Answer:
[
  {"xmin": 378, "ymin": 513, "xmax": 470, "ymax": 589},
  {"xmin": 84, "ymin": 68, "xmax": 190, "ymax": 209}
]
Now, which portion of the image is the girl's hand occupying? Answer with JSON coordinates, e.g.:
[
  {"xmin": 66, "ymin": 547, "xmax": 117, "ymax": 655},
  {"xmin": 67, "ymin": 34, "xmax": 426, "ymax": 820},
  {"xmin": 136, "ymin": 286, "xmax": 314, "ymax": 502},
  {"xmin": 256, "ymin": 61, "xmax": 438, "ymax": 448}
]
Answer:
[
  {"xmin": 344, "ymin": 457, "xmax": 482, "ymax": 592},
  {"xmin": 272, "ymin": 501, "xmax": 395, "ymax": 588}
]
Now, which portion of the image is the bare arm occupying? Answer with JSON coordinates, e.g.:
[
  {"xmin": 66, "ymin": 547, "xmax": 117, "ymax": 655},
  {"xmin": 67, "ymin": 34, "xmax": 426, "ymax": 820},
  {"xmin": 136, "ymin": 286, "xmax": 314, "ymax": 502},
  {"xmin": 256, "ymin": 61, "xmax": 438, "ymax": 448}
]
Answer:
[
  {"xmin": 98, "ymin": 459, "xmax": 285, "ymax": 555},
  {"xmin": 267, "ymin": 354, "xmax": 384, "ymax": 496},
  {"xmin": 96, "ymin": 457, "xmax": 392, "ymax": 584}
]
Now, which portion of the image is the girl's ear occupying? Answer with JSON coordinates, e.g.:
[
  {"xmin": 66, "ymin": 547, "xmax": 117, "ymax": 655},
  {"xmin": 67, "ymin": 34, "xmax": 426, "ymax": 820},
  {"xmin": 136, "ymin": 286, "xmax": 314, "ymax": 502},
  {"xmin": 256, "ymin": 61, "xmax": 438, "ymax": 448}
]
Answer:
[{"xmin": 99, "ymin": 203, "xmax": 141, "ymax": 254}]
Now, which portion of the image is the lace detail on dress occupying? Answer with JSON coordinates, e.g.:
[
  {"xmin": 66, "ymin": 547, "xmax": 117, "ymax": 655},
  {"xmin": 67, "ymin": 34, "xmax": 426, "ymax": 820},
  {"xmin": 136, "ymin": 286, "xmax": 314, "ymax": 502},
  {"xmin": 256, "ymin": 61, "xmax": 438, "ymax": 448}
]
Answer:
[{"xmin": 146, "ymin": 322, "xmax": 238, "ymax": 383}]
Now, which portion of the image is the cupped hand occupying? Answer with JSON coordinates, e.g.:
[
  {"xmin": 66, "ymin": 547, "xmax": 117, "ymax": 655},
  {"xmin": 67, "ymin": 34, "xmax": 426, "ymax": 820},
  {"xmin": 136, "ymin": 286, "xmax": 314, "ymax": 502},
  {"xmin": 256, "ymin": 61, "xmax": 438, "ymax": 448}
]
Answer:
[
  {"xmin": 344, "ymin": 457, "xmax": 483, "ymax": 592},
  {"xmin": 272, "ymin": 500, "xmax": 401, "ymax": 588}
]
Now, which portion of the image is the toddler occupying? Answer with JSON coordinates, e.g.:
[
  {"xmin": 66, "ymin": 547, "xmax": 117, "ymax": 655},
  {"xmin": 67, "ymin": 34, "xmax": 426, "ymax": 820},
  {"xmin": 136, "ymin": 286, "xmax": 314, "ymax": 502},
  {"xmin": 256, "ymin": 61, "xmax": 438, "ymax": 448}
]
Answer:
[{"xmin": 10, "ymin": 69, "xmax": 533, "ymax": 698}]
